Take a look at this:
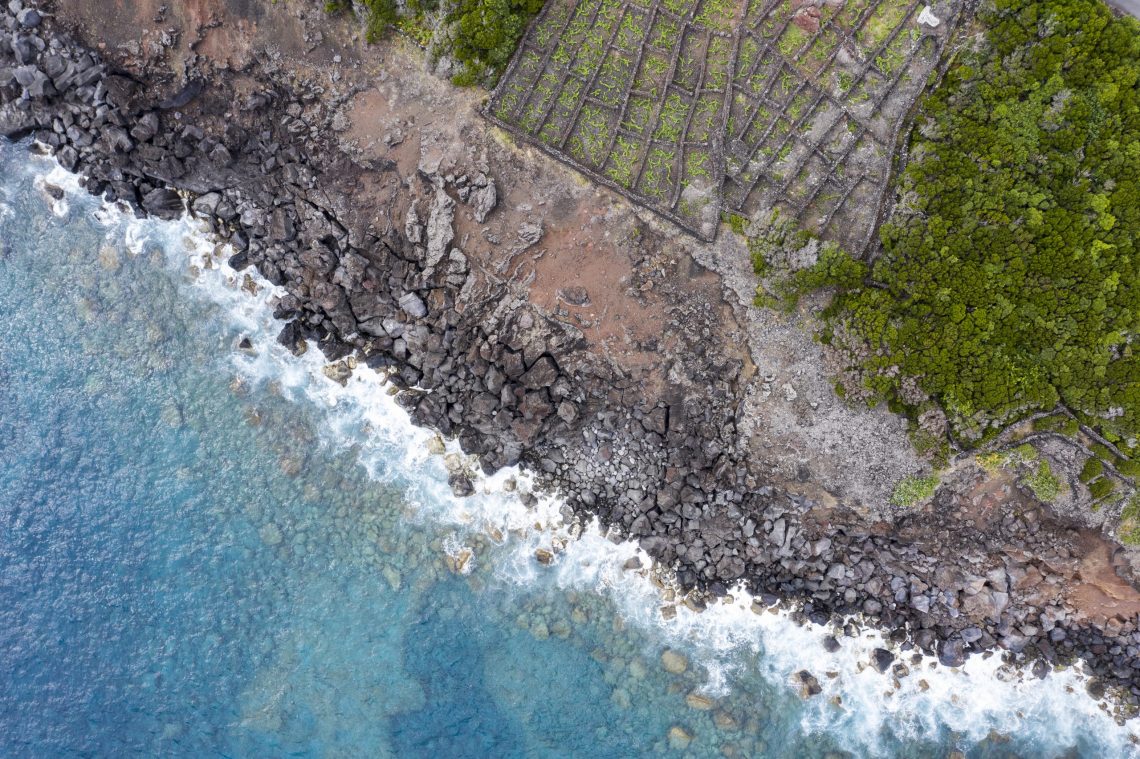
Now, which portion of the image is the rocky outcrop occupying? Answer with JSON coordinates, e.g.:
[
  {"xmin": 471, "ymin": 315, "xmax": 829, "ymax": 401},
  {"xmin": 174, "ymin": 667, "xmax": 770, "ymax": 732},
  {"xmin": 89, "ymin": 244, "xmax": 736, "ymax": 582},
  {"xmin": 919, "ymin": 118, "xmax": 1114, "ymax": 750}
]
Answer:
[{"xmin": 3, "ymin": 0, "xmax": 1140, "ymax": 715}]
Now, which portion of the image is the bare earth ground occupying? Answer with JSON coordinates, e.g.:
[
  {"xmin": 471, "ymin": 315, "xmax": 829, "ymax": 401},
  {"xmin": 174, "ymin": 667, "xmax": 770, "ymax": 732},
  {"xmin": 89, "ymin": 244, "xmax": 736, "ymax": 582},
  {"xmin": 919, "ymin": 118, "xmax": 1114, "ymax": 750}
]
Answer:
[{"xmin": 51, "ymin": 0, "xmax": 1140, "ymax": 623}]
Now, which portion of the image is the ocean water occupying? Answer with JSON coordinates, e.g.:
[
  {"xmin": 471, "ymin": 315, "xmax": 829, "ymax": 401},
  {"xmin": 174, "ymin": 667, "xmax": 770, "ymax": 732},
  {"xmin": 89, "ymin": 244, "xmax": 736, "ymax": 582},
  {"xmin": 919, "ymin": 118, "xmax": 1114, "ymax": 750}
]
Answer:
[{"xmin": 0, "ymin": 139, "xmax": 1137, "ymax": 759}]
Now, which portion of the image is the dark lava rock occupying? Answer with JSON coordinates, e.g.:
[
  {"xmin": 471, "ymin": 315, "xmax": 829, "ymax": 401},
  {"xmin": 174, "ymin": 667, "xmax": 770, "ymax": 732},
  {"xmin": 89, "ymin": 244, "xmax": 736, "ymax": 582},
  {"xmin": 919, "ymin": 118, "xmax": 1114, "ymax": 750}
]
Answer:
[
  {"xmin": 795, "ymin": 670, "xmax": 822, "ymax": 698},
  {"xmin": 1087, "ymin": 678, "xmax": 1107, "ymax": 701},
  {"xmin": 399, "ymin": 292, "xmax": 427, "ymax": 319},
  {"xmin": 870, "ymin": 648, "xmax": 895, "ymax": 673},
  {"xmin": 938, "ymin": 639, "xmax": 968, "ymax": 668},
  {"xmin": 521, "ymin": 356, "xmax": 558, "ymax": 390},
  {"xmin": 822, "ymin": 635, "xmax": 841, "ymax": 653},
  {"xmin": 448, "ymin": 471, "xmax": 475, "ymax": 498},
  {"xmin": 140, "ymin": 187, "xmax": 183, "ymax": 219},
  {"xmin": 16, "ymin": 7, "xmax": 40, "ymax": 28},
  {"xmin": 557, "ymin": 286, "xmax": 591, "ymax": 306}
]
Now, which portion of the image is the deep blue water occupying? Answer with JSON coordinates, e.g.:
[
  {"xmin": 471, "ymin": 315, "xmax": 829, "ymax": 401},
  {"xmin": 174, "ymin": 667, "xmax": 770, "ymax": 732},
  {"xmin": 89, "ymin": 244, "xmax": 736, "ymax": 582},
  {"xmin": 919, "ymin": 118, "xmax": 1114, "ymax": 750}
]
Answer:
[{"xmin": 0, "ymin": 141, "xmax": 1135, "ymax": 758}]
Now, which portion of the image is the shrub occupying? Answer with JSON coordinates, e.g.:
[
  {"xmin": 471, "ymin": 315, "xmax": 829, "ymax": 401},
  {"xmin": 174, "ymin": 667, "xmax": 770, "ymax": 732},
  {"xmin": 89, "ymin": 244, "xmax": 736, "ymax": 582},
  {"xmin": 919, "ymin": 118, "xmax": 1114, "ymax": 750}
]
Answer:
[
  {"xmin": 363, "ymin": 0, "xmax": 400, "ymax": 42},
  {"xmin": 1009, "ymin": 444, "xmax": 1038, "ymax": 464},
  {"xmin": 447, "ymin": 0, "xmax": 545, "ymax": 85},
  {"xmin": 1115, "ymin": 458, "xmax": 1140, "ymax": 478},
  {"xmin": 1089, "ymin": 477, "xmax": 1116, "ymax": 500},
  {"xmin": 1079, "ymin": 457, "xmax": 1104, "ymax": 483},
  {"xmin": 1091, "ymin": 443, "xmax": 1116, "ymax": 462},
  {"xmin": 323, "ymin": 0, "xmax": 536, "ymax": 84}
]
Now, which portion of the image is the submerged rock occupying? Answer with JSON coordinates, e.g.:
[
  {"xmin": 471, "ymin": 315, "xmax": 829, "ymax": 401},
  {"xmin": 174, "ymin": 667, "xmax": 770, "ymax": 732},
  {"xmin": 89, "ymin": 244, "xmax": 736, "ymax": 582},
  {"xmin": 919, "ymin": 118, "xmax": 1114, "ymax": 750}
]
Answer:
[
  {"xmin": 667, "ymin": 726, "xmax": 692, "ymax": 750},
  {"xmin": 661, "ymin": 649, "xmax": 688, "ymax": 674},
  {"xmin": 685, "ymin": 692, "xmax": 715, "ymax": 711}
]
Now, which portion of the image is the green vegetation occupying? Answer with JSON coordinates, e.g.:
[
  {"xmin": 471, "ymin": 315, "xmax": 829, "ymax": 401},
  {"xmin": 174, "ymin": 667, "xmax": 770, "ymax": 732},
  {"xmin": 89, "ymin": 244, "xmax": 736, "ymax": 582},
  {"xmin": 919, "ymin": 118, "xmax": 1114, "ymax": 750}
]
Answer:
[
  {"xmin": 777, "ymin": 22, "xmax": 809, "ymax": 57},
  {"xmin": 449, "ymin": 0, "xmax": 546, "ymax": 85},
  {"xmin": 1024, "ymin": 459, "xmax": 1061, "ymax": 502},
  {"xmin": 1120, "ymin": 495, "xmax": 1140, "ymax": 545},
  {"xmin": 326, "ymin": 0, "xmax": 541, "ymax": 85},
  {"xmin": 1115, "ymin": 457, "xmax": 1140, "ymax": 479},
  {"xmin": 792, "ymin": 0, "xmax": 1140, "ymax": 448},
  {"xmin": 890, "ymin": 474, "xmax": 939, "ymax": 507},
  {"xmin": 781, "ymin": 242, "xmax": 865, "ymax": 300},
  {"xmin": 857, "ymin": 0, "xmax": 908, "ymax": 50},
  {"xmin": 976, "ymin": 451, "xmax": 1004, "ymax": 474},
  {"xmin": 1033, "ymin": 413, "xmax": 1079, "ymax": 436},
  {"xmin": 488, "ymin": 0, "xmax": 737, "ymax": 232},
  {"xmin": 974, "ymin": 443, "xmax": 1062, "ymax": 502},
  {"xmin": 1089, "ymin": 478, "xmax": 1116, "ymax": 500},
  {"xmin": 323, "ymin": 0, "xmax": 400, "ymax": 43},
  {"xmin": 1006, "ymin": 443, "xmax": 1038, "ymax": 465},
  {"xmin": 1080, "ymin": 456, "xmax": 1104, "ymax": 484},
  {"xmin": 1090, "ymin": 442, "xmax": 1116, "ymax": 462}
]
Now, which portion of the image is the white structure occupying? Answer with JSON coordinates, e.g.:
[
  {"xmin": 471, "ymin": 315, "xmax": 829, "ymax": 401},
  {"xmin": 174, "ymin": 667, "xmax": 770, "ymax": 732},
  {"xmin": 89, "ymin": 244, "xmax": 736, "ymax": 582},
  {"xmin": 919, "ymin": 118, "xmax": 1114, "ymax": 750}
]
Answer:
[{"xmin": 917, "ymin": 5, "xmax": 941, "ymax": 27}]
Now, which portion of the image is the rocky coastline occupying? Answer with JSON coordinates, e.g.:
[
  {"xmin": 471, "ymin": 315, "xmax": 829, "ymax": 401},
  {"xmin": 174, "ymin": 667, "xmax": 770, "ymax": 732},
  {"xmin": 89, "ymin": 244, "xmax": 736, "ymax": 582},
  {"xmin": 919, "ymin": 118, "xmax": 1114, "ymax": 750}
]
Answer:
[{"xmin": 5, "ymin": 0, "xmax": 1140, "ymax": 717}]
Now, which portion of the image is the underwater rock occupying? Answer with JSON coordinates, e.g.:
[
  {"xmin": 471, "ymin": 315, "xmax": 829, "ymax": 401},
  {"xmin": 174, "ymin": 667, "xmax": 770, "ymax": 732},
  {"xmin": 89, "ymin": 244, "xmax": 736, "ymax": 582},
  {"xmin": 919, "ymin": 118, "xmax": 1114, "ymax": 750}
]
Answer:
[
  {"xmin": 667, "ymin": 726, "xmax": 692, "ymax": 750},
  {"xmin": 661, "ymin": 649, "xmax": 688, "ymax": 675},
  {"xmin": 685, "ymin": 692, "xmax": 715, "ymax": 711}
]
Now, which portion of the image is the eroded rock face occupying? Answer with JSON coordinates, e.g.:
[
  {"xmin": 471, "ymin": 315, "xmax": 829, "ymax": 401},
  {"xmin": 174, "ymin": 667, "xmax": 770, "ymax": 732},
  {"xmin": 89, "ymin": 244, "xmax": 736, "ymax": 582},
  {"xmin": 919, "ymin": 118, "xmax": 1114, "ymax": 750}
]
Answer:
[{"xmin": 5, "ymin": 0, "xmax": 1140, "ymax": 714}]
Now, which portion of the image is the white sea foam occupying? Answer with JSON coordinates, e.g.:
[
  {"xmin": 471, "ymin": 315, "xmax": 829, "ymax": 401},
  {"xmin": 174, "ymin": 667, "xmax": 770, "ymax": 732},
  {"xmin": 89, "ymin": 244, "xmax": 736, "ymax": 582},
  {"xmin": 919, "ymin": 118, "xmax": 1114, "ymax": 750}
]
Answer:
[{"xmin": 23, "ymin": 149, "xmax": 1140, "ymax": 757}]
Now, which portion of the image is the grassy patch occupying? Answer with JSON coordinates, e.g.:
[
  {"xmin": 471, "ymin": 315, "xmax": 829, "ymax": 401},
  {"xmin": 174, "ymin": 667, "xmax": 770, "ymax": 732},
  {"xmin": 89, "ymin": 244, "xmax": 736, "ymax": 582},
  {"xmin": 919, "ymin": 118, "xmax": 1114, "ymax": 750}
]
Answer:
[
  {"xmin": 1115, "ymin": 457, "xmax": 1140, "ymax": 479},
  {"xmin": 694, "ymin": 0, "xmax": 737, "ymax": 32},
  {"xmin": 606, "ymin": 135, "xmax": 641, "ymax": 185},
  {"xmin": 857, "ymin": 0, "xmax": 908, "ymax": 51},
  {"xmin": 1024, "ymin": 460, "xmax": 1061, "ymax": 502},
  {"xmin": 640, "ymin": 146, "xmax": 676, "ymax": 200},
  {"xmin": 1120, "ymin": 495, "xmax": 1140, "ymax": 545},
  {"xmin": 777, "ymin": 21, "xmax": 810, "ymax": 57},
  {"xmin": 890, "ymin": 474, "xmax": 940, "ymax": 507},
  {"xmin": 654, "ymin": 92, "xmax": 690, "ymax": 142}
]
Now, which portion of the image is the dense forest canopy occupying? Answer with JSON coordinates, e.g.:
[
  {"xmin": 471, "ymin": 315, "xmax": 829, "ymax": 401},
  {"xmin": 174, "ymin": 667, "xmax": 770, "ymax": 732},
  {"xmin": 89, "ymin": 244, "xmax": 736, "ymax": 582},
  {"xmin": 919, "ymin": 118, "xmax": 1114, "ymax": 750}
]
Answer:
[{"xmin": 810, "ymin": 0, "xmax": 1140, "ymax": 449}]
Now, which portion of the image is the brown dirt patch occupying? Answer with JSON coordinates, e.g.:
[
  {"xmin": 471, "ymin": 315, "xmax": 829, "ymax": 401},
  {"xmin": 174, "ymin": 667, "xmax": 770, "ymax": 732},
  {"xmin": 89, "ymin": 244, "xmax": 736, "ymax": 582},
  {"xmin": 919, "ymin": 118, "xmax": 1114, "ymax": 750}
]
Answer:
[{"xmin": 1070, "ymin": 532, "xmax": 1140, "ymax": 625}]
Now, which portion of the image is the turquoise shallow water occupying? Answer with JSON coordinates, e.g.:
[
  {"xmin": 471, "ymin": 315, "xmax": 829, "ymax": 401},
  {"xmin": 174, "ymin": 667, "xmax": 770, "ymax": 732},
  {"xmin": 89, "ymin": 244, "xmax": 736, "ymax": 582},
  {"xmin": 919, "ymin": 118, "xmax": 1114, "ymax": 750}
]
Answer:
[{"xmin": 0, "ymin": 140, "xmax": 1135, "ymax": 758}]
